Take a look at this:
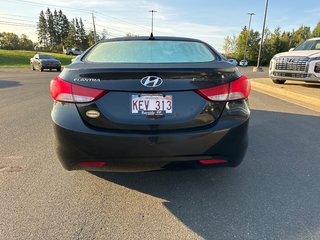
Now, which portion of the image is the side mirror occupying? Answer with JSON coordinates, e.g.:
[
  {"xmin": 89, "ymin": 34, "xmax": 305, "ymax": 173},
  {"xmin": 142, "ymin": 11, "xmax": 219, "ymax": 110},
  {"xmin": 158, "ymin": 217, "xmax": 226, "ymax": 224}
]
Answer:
[
  {"xmin": 227, "ymin": 59, "xmax": 238, "ymax": 66},
  {"xmin": 289, "ymin": 48, "xmax": 295, "ymax": 52}
]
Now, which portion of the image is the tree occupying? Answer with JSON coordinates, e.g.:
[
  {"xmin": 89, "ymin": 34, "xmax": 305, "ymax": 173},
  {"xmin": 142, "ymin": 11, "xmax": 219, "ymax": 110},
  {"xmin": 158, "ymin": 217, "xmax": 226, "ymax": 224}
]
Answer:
[
  {"xmin": 246, "ymin": 30, "xmax": 260, "ymax": 64},
  {"xmin": 58, "ymin": 10, "xmax": 69, "ymax": 46},
  {"xmin": 78, "ymin": 18, "xmax": 89, "ymax": 49},
  {"xmin": 236, "ymin": 26, "xmax": 248, "ymax": 60},
  {"xmin": 53, "ymin": 10, "xmax": 60, "ymax": 45},
  {"xmin": 0, "ymin": 32, "xmax": 20, "ymax": 49},
  {"xmin": 280, "ymin": 31, "xmax": 292, "ymax": 50},
  {"xmin": 46, "ymin": 8, "xmax": 56, "ymax": 47},
  {"xmin": 87, "ymin": 30, "xmax": 96, "ymax": 46},
  {"xmin": 291, "ymin": 26, "xmax": 311, "ymax": 47},
  {"xmin": 37, "ymin": 10, "xmax": 47, "ymax": 47},
  {"xmin": 19, "ymin": 34, "xmax": 34, "ymax": 50},
  {"xmin": 223, "ymin": 35, "xmax": 237, "ymax": 58},
  {"xmin": 235, "ymin": 26, "xmax": 260, "ymax": 63},
  {"xmin": 64, "ymin": 19, "xmax": 76, "ymax": 49},
  {"xmin": 261, "ymin": 28, "xmax": 273, "ymax": 65},
  {"xmin": 312, "ymin": 22, "xmax": 320, "ymax": 37}
]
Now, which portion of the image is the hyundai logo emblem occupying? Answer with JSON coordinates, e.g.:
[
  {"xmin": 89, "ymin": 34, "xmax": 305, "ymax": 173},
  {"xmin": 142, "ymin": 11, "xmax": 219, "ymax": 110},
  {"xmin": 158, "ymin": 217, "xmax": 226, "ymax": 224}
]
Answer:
[{"xmin": 140, "ymin": 76, "xmax": 163, "ymax": 88}]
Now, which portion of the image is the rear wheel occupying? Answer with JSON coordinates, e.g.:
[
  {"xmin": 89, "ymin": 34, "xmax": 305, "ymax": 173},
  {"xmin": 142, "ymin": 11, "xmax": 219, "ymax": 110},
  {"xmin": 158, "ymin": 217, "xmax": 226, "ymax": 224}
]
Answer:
[
  {"xmin": 272, "ymin": 79, "xmax": 286, "ymax": 84},
  {"xmin": 31, "ymin": 64, "xmax": 35, "ymax": 71},
  {"xmin": 40, "ymin": 67, "xmax": 44, "ymax": 72},
  {"xmin": 57, "ymin": 67, "xmax": 61, "ymax": 72}
]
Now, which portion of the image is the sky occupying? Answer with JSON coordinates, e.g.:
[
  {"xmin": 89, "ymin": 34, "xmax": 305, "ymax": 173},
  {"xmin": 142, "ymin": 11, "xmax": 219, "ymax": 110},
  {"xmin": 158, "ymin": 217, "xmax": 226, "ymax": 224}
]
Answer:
[{"xmin": 0, "ymin": 0, "xmax": 319, "ymax": 51}]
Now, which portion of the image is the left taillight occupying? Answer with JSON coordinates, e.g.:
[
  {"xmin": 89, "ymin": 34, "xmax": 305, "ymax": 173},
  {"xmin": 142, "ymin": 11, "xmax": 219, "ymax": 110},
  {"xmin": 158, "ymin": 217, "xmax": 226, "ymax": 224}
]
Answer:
[{"xmin": 50, "ymin": 77, "xmax": 107, "ymax": 103}]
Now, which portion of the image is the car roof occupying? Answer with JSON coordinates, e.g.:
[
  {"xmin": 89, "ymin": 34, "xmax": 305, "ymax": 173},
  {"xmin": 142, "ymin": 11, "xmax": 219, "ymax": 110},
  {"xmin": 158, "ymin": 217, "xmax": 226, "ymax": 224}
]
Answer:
[
  {"xmin": 100, "ymin": 36, "xmax": 208, "ymax": 44},
  {"xmin": 308, "ymin": 37, "xmax": 320, "ymax": 41}
]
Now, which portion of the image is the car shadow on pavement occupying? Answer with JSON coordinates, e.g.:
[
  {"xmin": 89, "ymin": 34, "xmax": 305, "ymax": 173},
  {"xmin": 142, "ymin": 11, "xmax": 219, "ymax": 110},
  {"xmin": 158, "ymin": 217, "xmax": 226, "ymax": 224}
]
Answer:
[
  {"xmin": 0, "ymin": 80, "xmax": 22, "ymax": 89},
  {"xmin": 90, "ymin": 109, "xmax": 320, "ymax": 239}
]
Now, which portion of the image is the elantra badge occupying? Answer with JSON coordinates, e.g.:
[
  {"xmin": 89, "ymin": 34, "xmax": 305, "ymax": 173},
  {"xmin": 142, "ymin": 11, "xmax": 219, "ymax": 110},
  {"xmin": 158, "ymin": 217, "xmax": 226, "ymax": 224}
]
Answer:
[{"xmin": 140, "ymin": 76, "xmax": 163, "ymax": 87}]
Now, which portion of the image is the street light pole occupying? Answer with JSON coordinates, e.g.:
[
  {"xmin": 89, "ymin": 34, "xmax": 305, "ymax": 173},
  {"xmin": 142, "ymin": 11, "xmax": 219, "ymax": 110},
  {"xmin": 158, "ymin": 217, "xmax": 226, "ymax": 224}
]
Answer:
[
  {"xmin": 244, "ymin": 13, "xmax": 255, "ymax": 60},
  {"xmin": 254, "ymin": 0, "xmax": 269, "ymax": 72},
  {"xmin": 149, "ymin": 10, "xmax": 157, "ymax": 37},
  {"xmin": 92, "ymin": 11, "xmax": 97, "ymax": 43}
]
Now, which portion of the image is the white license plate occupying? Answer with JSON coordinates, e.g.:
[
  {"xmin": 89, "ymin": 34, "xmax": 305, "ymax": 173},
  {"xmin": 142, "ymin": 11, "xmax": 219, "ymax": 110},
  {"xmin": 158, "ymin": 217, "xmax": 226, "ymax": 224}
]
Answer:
[{"xmin": 132, "ymin": 95, "xmax": 173, "ymax": 114}]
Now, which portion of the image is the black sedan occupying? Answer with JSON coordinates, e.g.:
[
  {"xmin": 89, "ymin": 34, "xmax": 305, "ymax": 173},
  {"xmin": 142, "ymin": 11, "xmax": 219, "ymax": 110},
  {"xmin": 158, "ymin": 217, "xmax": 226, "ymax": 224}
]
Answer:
[
  {"xmin": 50, "ymin": 36, "xmax": 251, "ymax": 172},
  {"xmin": 31, "ymin": 54, "xmax": 61, "ymax": 72}
]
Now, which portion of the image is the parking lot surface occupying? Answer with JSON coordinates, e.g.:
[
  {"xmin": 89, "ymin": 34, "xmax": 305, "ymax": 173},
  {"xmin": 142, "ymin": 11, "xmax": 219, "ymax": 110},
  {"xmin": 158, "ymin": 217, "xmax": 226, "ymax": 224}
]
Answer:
[{"xmin": 0, "ymin": 69, "xmax": 319, "ymax": 240}]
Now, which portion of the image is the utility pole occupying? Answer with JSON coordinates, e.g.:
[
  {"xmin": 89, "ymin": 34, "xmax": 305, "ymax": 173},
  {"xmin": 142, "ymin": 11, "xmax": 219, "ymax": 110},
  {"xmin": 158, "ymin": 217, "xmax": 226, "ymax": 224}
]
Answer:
[
  {"xmin": 92, "ymin": 11, "xmax": 97, "ymax": 43},
  {"xmin": 254, "ymin": 0, "xmax": 269, "ymax": 72},
  {"xmin": 149, "ymin": 10, "xmax": 157, "ymax": 37},
  {"xmin": 244, "ymin": 13, "xmax": 255, "ymax": 60}
]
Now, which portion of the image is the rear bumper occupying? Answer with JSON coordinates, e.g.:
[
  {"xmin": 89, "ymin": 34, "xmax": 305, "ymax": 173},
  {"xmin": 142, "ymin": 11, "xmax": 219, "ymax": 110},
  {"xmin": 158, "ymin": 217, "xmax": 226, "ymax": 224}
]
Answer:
[
  {"xmin": 52, "ymin": 100, "xmax": 250, "ymax": 171},
  {"xmin": 41, "ymin": 64, "xmax": 61, "ymax": 69}
]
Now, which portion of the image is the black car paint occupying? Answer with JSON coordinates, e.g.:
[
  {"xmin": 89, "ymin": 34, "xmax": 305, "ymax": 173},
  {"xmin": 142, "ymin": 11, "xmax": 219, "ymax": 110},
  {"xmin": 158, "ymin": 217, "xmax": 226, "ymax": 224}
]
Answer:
[
  {"xmin": 51, "ymin": 36, "xmax": 250, "ymax": 171},
  {"xmin": 52, "ymin": 100, "xmax": 249, "ymax": 171}
]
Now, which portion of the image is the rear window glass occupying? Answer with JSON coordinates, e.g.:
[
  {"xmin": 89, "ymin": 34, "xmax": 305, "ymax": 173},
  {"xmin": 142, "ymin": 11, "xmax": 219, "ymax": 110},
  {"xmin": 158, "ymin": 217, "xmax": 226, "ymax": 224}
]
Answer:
[
  {"xmin": 85, "ymin": 40, "xmax": 216, "ymax": 63},
  {"xmin": 39, "ymin": 54, "xmax": 54, "ymax": 59}
]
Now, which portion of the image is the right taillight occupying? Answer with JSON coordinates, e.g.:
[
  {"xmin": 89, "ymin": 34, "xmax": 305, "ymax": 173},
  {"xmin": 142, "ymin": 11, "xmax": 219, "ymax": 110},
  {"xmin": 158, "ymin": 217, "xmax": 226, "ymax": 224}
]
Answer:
[
  {"xmin": 196, "ymin": 76, "xmax": 250, "ymax": 102},
  {"xmin": 50, "ymin": 77, "xmax": 107, "ymax": 103}
]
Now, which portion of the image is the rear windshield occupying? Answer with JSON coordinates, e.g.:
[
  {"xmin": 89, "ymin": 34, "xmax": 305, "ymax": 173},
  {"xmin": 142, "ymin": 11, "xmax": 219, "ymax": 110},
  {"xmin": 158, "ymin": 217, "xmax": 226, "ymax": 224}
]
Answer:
[
  {"xmin": 39, "ymin": 54, "xmax": 54, "ymax": 59},
  {"xmin": 85, "ymin": 40, "xmax": 216, "ymax": 63}
]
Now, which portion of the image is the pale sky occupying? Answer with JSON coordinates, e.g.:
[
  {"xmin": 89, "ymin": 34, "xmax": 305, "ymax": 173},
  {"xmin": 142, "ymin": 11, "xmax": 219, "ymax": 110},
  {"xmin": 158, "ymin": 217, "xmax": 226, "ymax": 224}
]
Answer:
[{"xmin": 0, "ymin": 0, "xmax": 319, "ymax": 51}]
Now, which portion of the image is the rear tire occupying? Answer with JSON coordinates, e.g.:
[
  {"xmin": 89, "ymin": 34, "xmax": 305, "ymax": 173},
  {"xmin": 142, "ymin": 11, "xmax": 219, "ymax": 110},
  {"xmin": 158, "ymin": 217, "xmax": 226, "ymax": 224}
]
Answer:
[
  {"xmin": 31, "ymin": 64, "xmax": 35, "ymax": 71},
  {"xmin": 57, "ymin": 67, "xmax": 61, "ymax": 72},
  {"xmin": 272, "ymin": 80, "xmax": 286, "ymax": 84},
  {"xmin": 40, "ymin": 67, "xmax": 44, "ymax": 72}
]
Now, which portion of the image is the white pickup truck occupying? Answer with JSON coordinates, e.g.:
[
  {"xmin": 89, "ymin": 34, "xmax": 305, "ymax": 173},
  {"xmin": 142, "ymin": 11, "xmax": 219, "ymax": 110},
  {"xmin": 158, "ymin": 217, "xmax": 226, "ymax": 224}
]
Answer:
[
  {"xmin": 269, "ymin": 37, "xmax": 320, "ymax": 84},
  {"xmin": 64, "ymin": 48, "xmax": 82, "ymax": 55}
]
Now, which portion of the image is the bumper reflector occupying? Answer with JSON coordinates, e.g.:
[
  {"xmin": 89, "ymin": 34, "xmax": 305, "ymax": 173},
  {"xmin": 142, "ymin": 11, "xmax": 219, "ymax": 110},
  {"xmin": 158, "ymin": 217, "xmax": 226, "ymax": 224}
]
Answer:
[
  {"xmin": 79, "ymin": 162, "xmax": 106, "ymax": 167},
  {"xmin": 199, "ymin": 159, "xmax": 228, "ymax": 165}
]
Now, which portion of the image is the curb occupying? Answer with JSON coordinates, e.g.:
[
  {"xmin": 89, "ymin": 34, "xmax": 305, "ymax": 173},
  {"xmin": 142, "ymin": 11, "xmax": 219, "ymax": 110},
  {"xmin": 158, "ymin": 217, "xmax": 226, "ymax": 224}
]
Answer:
[{"xmin": 251, "ymin": 81, "xmax": 320, "ymax": 113}]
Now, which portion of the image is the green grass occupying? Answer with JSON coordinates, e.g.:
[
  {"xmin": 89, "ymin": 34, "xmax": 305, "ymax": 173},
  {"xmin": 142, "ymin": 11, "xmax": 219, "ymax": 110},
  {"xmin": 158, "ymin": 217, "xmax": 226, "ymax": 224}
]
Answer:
[{"xmin": 0, "ymin": 49, "xmax": 74, "ymax": 68}]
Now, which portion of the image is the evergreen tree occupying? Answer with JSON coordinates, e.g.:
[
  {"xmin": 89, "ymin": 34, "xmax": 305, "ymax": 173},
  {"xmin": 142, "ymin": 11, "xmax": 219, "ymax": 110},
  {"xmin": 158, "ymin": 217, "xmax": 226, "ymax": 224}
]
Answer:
[
  {"xmin": 64, "ymin": 19, "xmax": 76, "ymax": 49},
  {"xmin": 46, "ymin": 8, "xmax": 56, "ymax": 47},
  {"xmin": 87, "ymin": 30, "xmax": 96, "ymax": 46},
  {"xmin": 79, "ymin": 18, "xmax": 88, "ymax": 49},
  {"xmin": 37, "ymin": 10, "xmax": 47, "ymax": 47},
  {"xmin": 58, "ymin": 10, "xmax": 69, "ymax": 46},
  {"xmin": 53, "ymin": 9, "xmax": 60, "ymax": 45}
]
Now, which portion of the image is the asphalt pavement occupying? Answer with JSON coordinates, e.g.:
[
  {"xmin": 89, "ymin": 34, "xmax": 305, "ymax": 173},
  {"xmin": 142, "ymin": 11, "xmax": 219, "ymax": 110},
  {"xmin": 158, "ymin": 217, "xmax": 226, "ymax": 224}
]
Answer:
[{"xmin": 0, "ymin": 68, "xmax": 319, "ymax": 240}]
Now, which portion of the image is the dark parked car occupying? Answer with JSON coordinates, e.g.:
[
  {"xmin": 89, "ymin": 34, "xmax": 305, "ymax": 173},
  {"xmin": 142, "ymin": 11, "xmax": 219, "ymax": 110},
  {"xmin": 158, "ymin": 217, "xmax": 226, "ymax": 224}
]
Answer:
[
  {"xmin": 50, "ymin": 36, "xmax": 251, "ymax": 172},
  {"xmin": 31, "ymin": 54, "xmax": 61, "ymax": 72}
]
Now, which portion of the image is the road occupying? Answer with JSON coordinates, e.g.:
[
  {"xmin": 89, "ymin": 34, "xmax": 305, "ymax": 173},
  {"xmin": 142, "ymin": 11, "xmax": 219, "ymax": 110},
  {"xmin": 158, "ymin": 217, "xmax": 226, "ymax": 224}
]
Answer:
[{"xmin": 0, "ymin": 69, "xmax": 319, "ymax": 240}]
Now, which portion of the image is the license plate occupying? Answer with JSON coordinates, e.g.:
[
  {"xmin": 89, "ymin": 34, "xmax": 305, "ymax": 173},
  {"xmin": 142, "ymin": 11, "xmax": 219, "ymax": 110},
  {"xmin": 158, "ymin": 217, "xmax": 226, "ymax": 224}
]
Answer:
[{"xmin": 132, "ymin": 94, "xmax": 173, "ymax": 115}]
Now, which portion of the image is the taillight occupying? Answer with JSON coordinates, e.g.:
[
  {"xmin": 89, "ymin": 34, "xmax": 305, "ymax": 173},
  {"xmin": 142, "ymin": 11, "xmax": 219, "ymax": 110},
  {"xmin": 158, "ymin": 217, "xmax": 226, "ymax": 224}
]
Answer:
[
  {"xmin": 79, "ymin": 162, "xmax": 106, "ymax": 167},
  {"xmin": 199, "ymin": 159, "xmax": 228, "ymax": 165},
  {"xmin": 50, "ymin": 77, "xmax": 107, "ymax": 103},
  {"xmin": 196, "ymin": 76, "xmax": 250, "ymax": 101}
]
